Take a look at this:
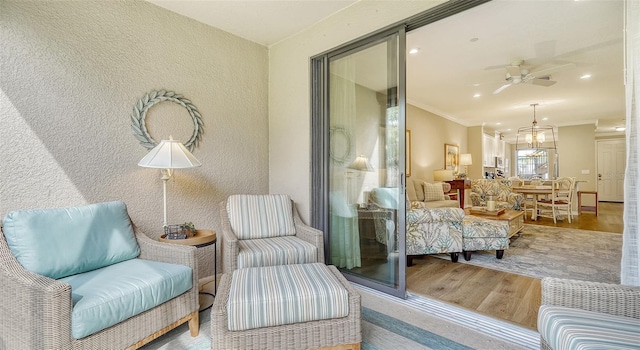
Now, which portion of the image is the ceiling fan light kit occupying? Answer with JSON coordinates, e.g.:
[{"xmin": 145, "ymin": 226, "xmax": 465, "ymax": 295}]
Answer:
[
  {"xmin": 492, "ymin": 60, "xmax": 576, "ymax": 95},
  {"xmin": 516, "ymin": 103, "xmax": 557, "ymax": 151}
]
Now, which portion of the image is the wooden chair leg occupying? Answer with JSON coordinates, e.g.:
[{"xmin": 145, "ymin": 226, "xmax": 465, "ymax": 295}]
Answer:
[{"xmin": 188, "ymin": 310, "xmax": 199, "ymax": 336}]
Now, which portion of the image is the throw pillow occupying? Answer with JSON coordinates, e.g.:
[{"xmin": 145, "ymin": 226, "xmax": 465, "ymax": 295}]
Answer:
[{"xmin": 423, "ymin": 182, "xmax": 445, "ymax": 202}]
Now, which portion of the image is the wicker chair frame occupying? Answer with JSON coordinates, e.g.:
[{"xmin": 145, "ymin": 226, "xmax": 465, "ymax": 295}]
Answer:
[
  {"xmin": 539, "ymin": 277, "xmax": 640, "ymax": 349},
  {"xmin": 219, "ymin": 198, "xmax": 325, "ymax": 273},
  {"xmin": 0, "ymin": 222, "xmax": 199, "ymax": 350},
  {"xmin": 211, "ymin": 264, "xmax": 361, "ymax": 350}
]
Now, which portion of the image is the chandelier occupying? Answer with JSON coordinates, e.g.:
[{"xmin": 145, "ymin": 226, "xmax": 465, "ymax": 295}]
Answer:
[{"xmin": 516, "ymin": 103, "xmax": 557, "ymax": 150}]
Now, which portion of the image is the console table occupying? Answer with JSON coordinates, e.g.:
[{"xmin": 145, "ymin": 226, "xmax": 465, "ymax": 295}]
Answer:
[{"xmin": 445, "ymin": 179, "xmax": 471, "ymax": 209}]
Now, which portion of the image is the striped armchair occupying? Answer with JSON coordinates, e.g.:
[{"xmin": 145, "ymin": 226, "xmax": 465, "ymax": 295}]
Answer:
[
  {"xmin": 219, "ymin": 194, "xmax": 324, "ymax": 273},
  {"xmin": 538, "ymin": 277, "xmax": 640, "ymax": 350}
]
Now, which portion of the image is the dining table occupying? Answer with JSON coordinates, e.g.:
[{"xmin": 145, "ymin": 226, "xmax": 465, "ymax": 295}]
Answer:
[{"xmin": 512, "ymin": 185, "xmax": 554, "ymax": 221}]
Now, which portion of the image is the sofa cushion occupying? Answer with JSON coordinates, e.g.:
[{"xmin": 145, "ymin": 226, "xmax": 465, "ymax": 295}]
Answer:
[
  {"xmin": 59, "ymin": 258, "xmax": 192, "ymax": 339},
  {"xmin": 538, "ymin": 305, "xmax": 640, "ymax": 350},
  {"xmin": 237, "ymin": 236, "xmax": 317, "ymax": 269},
  {"xmin": 423, "ymin": 182, "xmax": 445, "ymax": 201},
  {"xmin": 2, "ymin": 201, "xmax": 140, "ymax": 279},
  {"xmin": 407, "ymin": 177, "xmax": 427, "ymax": 201},
  {"xmin": 227, "ymin": 194, "xmax": 296, "ymax": 240},
  {"xmin": 227, "ymin": 263, "xmax": 349, "ymax": 331}
]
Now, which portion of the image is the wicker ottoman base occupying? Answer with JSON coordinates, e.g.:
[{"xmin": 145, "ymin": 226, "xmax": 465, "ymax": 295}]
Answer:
[{"xmin": 211, "ymin": 264, "xmax": 361, "ymax": 350}]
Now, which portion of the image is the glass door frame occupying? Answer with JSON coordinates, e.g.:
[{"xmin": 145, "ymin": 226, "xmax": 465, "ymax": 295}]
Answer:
[
  {"xmin": 310, "ymin": 0, "xmax": 492, "ymax": 298},
  {"xmin": 311, "ymin": 25, "xmax": 408, "ymax": 298}
]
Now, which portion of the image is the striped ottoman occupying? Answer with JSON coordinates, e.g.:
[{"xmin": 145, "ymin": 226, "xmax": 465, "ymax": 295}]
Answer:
[{"xmin": 211, "ymin": 263, "xmax": 361, "ymax": 350}]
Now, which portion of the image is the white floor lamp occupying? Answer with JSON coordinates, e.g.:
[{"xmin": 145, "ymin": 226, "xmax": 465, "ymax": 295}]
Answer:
[{"xmin": 138, "ymin": 136, "xmax": 202, "ymax": 227}]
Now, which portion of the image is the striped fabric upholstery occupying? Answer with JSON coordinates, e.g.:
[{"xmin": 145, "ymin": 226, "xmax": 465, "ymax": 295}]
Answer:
[
  {"xmin": 538, "ymin": 305, "xmax": 640, "ymax": 350},
  {"xmin": 227, "ymin": 194, "xmax": 296, "ymax": 239},
  {"xmin": 237, "ymin": 236, "xmax": 317, "ymax": 269},
  {"xmin": 227, "ymin": 263, "xmax": 350, "ymax": 331}
]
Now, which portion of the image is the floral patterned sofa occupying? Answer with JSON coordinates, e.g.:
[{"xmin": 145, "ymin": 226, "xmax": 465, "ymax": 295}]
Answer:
[
  {"xmin": 469, "ymin": 179, "xmax": 525, "ymax": 210},
  {"xmin": 367, "ymin": 180, "xmax": 508, "ymax": 265},
  {"xmin": 406, "ymin": 206, "xmax": 464, "ymax": 265}
]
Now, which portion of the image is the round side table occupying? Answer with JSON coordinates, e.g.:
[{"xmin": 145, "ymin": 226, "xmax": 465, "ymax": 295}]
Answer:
[{"xmin": 159, "ymin": 229, "xmax": 217, "ymax": 311}]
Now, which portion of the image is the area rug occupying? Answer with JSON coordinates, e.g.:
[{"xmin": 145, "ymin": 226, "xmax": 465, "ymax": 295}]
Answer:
[
  {"xmin": 140, "ymin": 307, "xmax": 473, "ymax": 350},
  {"xmin": 454, "ymin": 224, "xmax": 622, "ymax": 284},
  {"xmin": 141, "ymin": 286, "xmax": 529, "ymax": 350}
]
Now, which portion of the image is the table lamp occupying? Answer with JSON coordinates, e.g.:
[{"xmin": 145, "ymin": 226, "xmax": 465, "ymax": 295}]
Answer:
[
  {"xmin": 433, "ymin": 169, "xmax": 454, "ymax": 182},
  {"xmin": 459, "ymin": 153, "xmax": 473, "ymax": 176},
  {"xmin": 138, "ymin": 136, "xmax": 202, "ymax": 227}
]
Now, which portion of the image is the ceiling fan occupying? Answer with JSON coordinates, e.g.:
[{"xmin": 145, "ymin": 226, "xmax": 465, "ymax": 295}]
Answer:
[{"xmin": 493, "ymin": 60, "xmax": 576, "ymax": 95}]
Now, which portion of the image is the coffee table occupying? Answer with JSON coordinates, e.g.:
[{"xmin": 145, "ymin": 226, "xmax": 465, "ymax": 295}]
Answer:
[{"xmin": 466, "ymin": 209, "xmax": 524, "ymax": 238}]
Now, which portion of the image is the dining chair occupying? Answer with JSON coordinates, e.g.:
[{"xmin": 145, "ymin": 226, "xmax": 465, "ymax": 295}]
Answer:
[
  {"xmin": 522, "ymin": 177, "xmax": 544, "ymax": 220},
  {"xmin": 535, "ymin": 177, "xmax": 573, "ymax": 223}
]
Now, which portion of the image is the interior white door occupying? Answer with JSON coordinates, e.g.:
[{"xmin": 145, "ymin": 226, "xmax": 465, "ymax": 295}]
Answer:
[{"xmin": 597, "ymin": 139, "xmax": 625, "ymax": 202}]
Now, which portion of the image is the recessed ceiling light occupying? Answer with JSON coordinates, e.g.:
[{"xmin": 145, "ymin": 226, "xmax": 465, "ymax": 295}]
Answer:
[
  {"xmin": 496, "ymin": 122, "xmax": 501, "ymax": 126},
  {"xmin": 470, "ymin": 38, "xmax": 479, "ymax": 42},
  {"xmin": 616, "ymin": 127, "xmax": 626, "ymax": 131},
  {"xmin": 473, "ymin": 93, "xmax": 481, "ymax": 98},
  {"xmin": 542, "ymin": 117, "xmax": 548, "ymax": 121},
  {"xmin": 409, "ymin": 48, "xmax": 420, "ymax": 55},
  {"xmin": 506, "ymin": 129, "xmax": 512, "ymax": 132},
  {"xmin": 580, "ymin": 74, "xmax": 592, "ymax": 79}
]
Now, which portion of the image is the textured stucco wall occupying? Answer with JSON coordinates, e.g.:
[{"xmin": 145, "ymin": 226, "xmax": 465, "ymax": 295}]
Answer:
[
  {"xmin": 1, "ymin": 1, "xmax": 269, "ymax": 274},
  {"xmin": 268, "ymin": 0, "xmax": 443, "ymax": 222}
]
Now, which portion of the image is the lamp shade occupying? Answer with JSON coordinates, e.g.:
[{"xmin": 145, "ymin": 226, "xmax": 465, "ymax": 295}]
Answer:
[
  {"xmin": 433, "ymin": 169, "xmax": 454, "ymax": 181},
  {"xmin": 138, "ymin": 138, "xmax": 202, "ymax": 169},
  {"xmin": 459, "ymin": 153, "xmax": 473, "ymax": 166},
  {"xmin": 347, "ymin": 155, "xmax": 374, "ymax": 172}
]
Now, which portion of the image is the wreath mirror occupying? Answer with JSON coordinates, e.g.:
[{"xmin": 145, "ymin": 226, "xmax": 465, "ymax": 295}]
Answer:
[{"xmin": 131, "ymin": 90, "xmax": 204, "ymax": 152}]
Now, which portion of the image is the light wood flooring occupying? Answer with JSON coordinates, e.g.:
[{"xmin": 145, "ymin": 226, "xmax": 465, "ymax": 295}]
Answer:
[{"xmin": 406, "ymin": 202, "xmax": 623, "ymax": 330}]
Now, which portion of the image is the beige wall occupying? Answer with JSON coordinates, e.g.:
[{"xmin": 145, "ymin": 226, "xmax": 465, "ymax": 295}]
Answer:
[
  {"xmin": 269, "ymin": 1, "xmax": 443, "ymax": 222},
  {"xmin": 558, "ymin": 125, "xmax": 597, "ymax": 191},
  {"xmin": 1, "ymin": 0, "xmax": 269, "ymax": 263},
  {"xmin": 407, "ymin": 104, "xmax": 468, "ymax": 181}
]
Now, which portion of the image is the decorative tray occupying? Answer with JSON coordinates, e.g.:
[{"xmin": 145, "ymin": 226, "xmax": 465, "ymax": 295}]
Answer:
[{"xmin": 469, "ymin": 207, "xmax": 505, "ymax": 216}]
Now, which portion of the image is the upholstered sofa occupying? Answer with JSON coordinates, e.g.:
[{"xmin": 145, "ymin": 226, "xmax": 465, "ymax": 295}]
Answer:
[
  {"xmin": 406, "ymin": 177, "xmax": 459, "ymax": 208},
  {"xmin": 0, "ymin": 201, "xmax": 199, "ymax": 350},
  {"xmin": 469, "ymin": 178, "xmax": 525, "ymax": 210},
  {"xmin": 367, "ymin": 180, "xmax": 462, "ymax": 264},
  {"xmin": 538, "ymin": 277, "xmax": 640, "ymax": 350},
  {"xmin": 406, "ymin": 206, "xmax": 464, "ymax": 264}
]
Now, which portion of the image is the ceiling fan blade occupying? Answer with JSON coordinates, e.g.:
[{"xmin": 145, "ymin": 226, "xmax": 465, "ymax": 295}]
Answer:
[
  {"xmin": 530, "ymin": 78, "xmax": 557, "ymax": 87},
  {"xmin": 493, "ymin": 83, "xmax": 512, "ymax": 95},
  {"xmin": 506, "ymin": 65, "xmax": 522, "ymax": 77},
  {"xmin": 530, "ymin": 62, "xmax": 576, "ymax": 78}
]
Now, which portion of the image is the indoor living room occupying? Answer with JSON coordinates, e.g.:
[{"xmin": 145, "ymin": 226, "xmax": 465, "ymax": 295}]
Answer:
[{"xmin": 400, "ymin": 0, "xmax": 626, "ymax": 334}]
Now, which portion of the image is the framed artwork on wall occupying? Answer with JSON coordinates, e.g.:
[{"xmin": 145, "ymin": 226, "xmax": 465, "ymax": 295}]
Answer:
[{"xmin": 445, "ymin": 143, "xmax": 459, "ymax": 174}]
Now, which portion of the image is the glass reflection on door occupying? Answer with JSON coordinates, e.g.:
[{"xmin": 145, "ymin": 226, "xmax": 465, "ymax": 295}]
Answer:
[{"xmin": 327, "ymin": 32, "xmax": 406, "ymax": 296}]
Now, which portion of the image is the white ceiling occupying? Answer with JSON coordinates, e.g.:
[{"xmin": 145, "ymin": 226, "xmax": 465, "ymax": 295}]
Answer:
[
  {"xmin": 147, "ymin": 0, "xmax": 358, "ymax": 46},
  {"xmin": 147, "ymin": 0, "xmax": 626, "ymax": 142}
]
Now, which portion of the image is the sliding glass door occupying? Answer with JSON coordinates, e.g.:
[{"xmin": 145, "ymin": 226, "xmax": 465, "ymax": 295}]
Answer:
[{"xmin": 312, "ymin": 27, "xmax": 407, "ymax": 297}]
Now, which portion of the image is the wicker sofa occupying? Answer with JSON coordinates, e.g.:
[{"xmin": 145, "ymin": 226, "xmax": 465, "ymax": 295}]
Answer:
[
  {"xmin": 469, "ymin": 178, "xmax": 525, "ymax": 210},
  {"xmin": 0, "ymin": 201, "xmax": 199, "ymax": 350},
  {"xmin": 538, "ymin": 277, "xmax": 640, "ymax": 350}
]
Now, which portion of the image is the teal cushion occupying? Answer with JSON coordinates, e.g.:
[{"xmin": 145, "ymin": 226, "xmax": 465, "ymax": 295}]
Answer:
[
  {"xmin": 59, "ymin": 258, "xmax": 192, "ymax": 339},
  {"xmin": 370, "ymin": 188, "xmax": 399, "ymax": 209},
  {"xmin": 2, "ymin": 201, "xmax": 140, "ymax": 279},
  {"xmin": 227, "ymin": 263, "xmax": 349, "ymax": 331}
]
